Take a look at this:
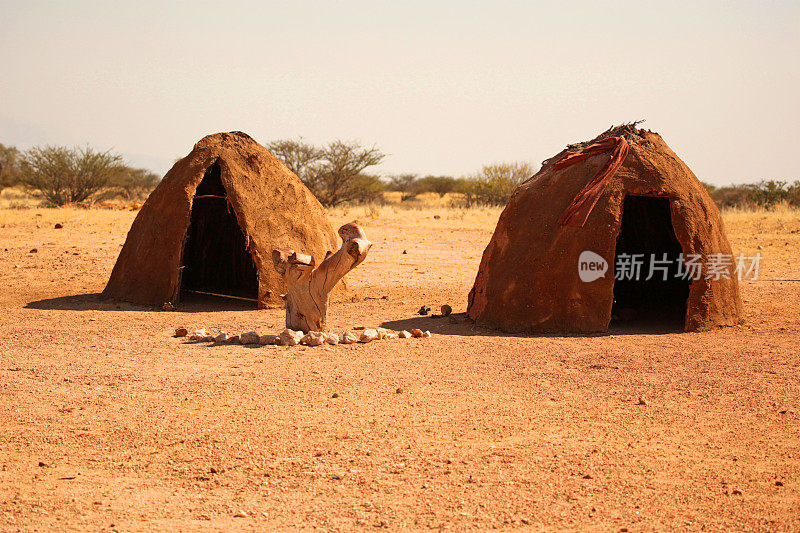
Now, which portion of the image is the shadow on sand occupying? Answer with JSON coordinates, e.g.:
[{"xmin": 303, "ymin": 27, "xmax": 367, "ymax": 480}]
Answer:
[
  {"xmin": 381, "ymin": 313, "xmax": 685, "ymax": 338},
  {"xmin": 25, "ymin": 291, "xmax": 258, "ymax": 313}
]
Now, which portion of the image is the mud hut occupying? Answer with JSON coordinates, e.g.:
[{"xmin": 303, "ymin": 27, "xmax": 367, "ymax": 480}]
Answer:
[
  {"xmin": 103, "ymin": 131, "xmax": 346, "ymax": 308},
  {"xmin": 467, "ymin": 124, "xmax": 742, "ymax": 333}
]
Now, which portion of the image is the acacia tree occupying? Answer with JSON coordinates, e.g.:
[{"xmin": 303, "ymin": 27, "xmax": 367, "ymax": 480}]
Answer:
[
  {"xmin": 106, "ymin": 166, "xmax": 160, "ymax": 201},
  {"xmin": 21, "ymin": 145, "xmax": 124, "ymax": 205},
  {"xmin": 0, "ymin": 143, "xmax": 21, "ymax": 192},
  {"xmin": 315, "ymin": 140, "xmax": 385, "ymax": 206},
  {"xmin": 268, "ymin": 138, "xmax": 386, "ymax": 206},
  {"xmin": 266, "ymin": 138, "xmax": 324, "ymax": 188},
  {"xmin": 389, "ymin": 173, "xmax": 418, "ymax": 201},
  {"xmin": 419, "ymin": 175, "xmax": 456, "ymax": 197}
]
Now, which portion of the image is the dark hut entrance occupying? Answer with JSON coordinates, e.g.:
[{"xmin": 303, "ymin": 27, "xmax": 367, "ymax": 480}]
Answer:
[
  {"xmin": 178, "ymin": 161, "xmax": 258, "ymax": 305},
  {"xmin": 611, "ymin": 195, "xmax": 690, "ymax": 330}
]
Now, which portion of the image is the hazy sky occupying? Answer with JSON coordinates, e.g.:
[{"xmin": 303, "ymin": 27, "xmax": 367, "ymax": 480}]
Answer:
[{"xmin": 1, "ymin": 0, "xmax": 798, "ymax": 185}]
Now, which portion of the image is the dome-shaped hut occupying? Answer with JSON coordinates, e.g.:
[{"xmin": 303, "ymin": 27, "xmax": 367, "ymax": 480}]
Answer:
[
  {"xmin": 103, "ymin": 131, "xmax": 346, "ymax": 308},
  {"xmin": 467, "ymin": 124, "xmax": 742, "ymax": 332}
]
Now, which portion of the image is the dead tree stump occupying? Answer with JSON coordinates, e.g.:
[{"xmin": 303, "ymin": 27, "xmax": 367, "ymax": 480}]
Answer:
[{"xmin": 272, "ymin": 222, "xmax": 371, "ymax": 332}]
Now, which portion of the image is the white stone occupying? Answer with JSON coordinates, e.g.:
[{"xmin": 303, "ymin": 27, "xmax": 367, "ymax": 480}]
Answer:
[
  {"xmin": 325, "ymin": 333, "xmax": 340, "ymax": 345},
  {"xmin": 359, "ymin": 329, "xmax": 379, "ymax": 343},
  {"xmin": 279, "ymin": 328, "xmax": 303, "ymax": 346},
  {"xmin": 398, "ymin": 330, "xmax": 412, "ymax": 339},
  {"xmin": 301, "ymin": 331, "xmax": 326, "ymax": 346},
  {"xmin": 340, "ymin": 331, "xmax": 358, "ymax": 344}
]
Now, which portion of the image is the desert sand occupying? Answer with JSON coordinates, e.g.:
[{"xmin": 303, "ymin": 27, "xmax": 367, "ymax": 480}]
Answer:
[{"xmin": 1, "ymin": 204, "xmax": 798, "ymax": 531}]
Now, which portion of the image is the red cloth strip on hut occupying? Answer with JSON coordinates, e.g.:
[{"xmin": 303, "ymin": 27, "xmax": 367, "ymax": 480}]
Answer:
[{"xmin": 554, "ymin": 136, "xmax": 629, "ymax": 227}]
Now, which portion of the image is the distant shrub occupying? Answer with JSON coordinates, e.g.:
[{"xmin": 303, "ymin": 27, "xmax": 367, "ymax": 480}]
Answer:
[
  {"xmin": 103, "ymin": 166, "xmax": 160, "ymax": 201},
  {"xmin": 710, "ymin": 180, "xmax": 800, "ymax": 209},
  {"xmin": 417, "ymin": 175, "xmax": 456, "ymax": 198},
  {"xmin": 388, "ymin": 174, "xmax": 419, "ymax": 201},
  {"xmin": 451, "ymin": 162, "xmax": 534, "ymax": 207},
  {"xmin": 0, "ymin": 143, "xmax": 22, "ymax": 191},
  {"xmin": 268, "ymin": 138, "xmax": 385, "ymax": 206},
  {"xmin": 21, "ymin": 145, "xmax": 124, "ymax": 206}
]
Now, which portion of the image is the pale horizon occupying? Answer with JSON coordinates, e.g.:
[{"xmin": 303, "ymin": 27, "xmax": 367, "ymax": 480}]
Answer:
[{"xmin": 1, "ymin": 0, "xmax": 798, "ymax": 185}]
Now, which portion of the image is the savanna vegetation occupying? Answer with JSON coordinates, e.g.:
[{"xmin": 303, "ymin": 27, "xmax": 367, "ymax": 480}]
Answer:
[{"xmin": 1, "ymin": 139, "xmax": 797, "ymax": 211}]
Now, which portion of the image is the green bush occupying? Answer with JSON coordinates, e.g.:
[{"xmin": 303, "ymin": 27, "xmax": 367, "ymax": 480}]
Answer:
[
  {"xmin": 0, "ymin": 143, "xmax": 22, "ymax": 191},
  {"xmin": 268, "ymin": 138, "xmax": 385, "ymax": 206},
  {"xmin": 21, "ymin": 145, "xmax": 124, "ymax": 206}
]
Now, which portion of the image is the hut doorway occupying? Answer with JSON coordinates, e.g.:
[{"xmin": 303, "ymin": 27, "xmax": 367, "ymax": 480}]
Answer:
[
  {"xmin": 611, "ymin": 195, "xmax": 690, "ymax": 329},
  {"xmin": 179, "ymin": 161, "xmax": 259, "ymax": 304}
]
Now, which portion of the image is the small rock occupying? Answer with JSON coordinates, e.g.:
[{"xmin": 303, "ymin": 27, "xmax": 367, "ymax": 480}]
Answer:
[
  {"xmin": 352, "ymin": 325, "xmax": 366, "ymax": 330},
  {"xmin": 233, "ymin": 510, "xmax": 247, "ymax": 518},
  {"xmin": 202, "ymin": 335, "xmax": 214, "ymax": 342},
  {"xmin": 381, "ymin": 295, "xmax": 389, "ymax": 300},
  {"xmin": 757, "ymin": 245, "xmax": 764, "ymax": 250},
  {"xmin": 376, "ymin": 328, "xmax": 390, "ymax": 340},
  {"xmin": 240, "ymin": 331, "xmax": 260, "ymax": 345},
  {"xmin": 775, "ymin": 481, "xmax": 784, "ymax": 486},
  {"xmin": 422, "ymin": 330, "xmax": 431, "ymax": 338},
  {"xmin": 188, "ymin": 329, "xmax": 210, "ymax": 342},
  {"xmin": 398, "ymin": 330, "xmax": 412, "ymax": 339},
  {"xmin": 259, "ymin": 334, "xmax": 278, "ymax": 345},
  {"xmin": 410, "ymin": 329, "xmax": 424, "ymax": 338},
  {"xmin": 29, "ymin": 248, "xmax": 38, "ymax": 253},
  {"xmin": 396, "ymin": 388, "xmax": 403, "ymax": 394},
  {"xmin": 325, "ymin": 333, "xmax": 340, "ymax": 345},
  {"xmin": 440, "ymin": 304, "xmax": 452, "ymax": 317},
  {"xmin": 174, "ymin": 327, "xmax": 188, "ymax": 338},
  {"xmin": 162, "ymin": 302, "xmax": 174, "ymax": 311},
  {"xmin": 402, "ymin": 250, "xmax": 407, "ymax": 254},
  {"xmin": 279, "ymin": 328, "xmax": 303, "ymax": 346},
  {"xmin": 214, "ymin": 332, "xmax": 230, "ymax": 343},
  {"xmin": 331, "ymin": 393, "xmax": 339, "ymax": 398},
  {"xmin": 636, "ymin": 397, "xmax": 648, "ymax": 406},
  {"xmin": 38, "ymin": 461, "xmax": 48, "ymax": 467},
  {"xmin": 54, "ymin": 223, "xmax": 63, "ymax": 229},
  {"xmin": 340, "ymin": 331, "xmax": 358, "ymax": 344},
  {"xmin": 301, "ymin": 331, "xmax": 326, "ymax": 346},
  {"xmin": 384, "ymin": 332, "xmax": 399, "ymax": 339},
  {"xmin": 227, "ymin": 334, "xmax": 241, "ymax": 345},
  {"xmin": 418, "ymin": 305, "xmax": 431, "ymax": 316},
  {"xmin": 359, "ymin": 329, "xmax": 379, "ymax": 343}
]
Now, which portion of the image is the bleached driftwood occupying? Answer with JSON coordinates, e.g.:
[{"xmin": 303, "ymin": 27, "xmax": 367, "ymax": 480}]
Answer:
[{"xmin": 272, "ymin": 222, "xmax": 371, "ymax": 332}]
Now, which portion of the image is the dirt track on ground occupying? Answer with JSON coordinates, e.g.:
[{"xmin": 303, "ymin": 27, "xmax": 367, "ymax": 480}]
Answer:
[{"xmin": 1, "ymin": 206, "xmax": 799, "ymax": 531}]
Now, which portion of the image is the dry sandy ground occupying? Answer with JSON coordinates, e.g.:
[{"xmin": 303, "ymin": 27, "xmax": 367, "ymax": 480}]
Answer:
[{"xmin": 1, "ymin": 204, "xmax": 798, "ymax": 531}]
